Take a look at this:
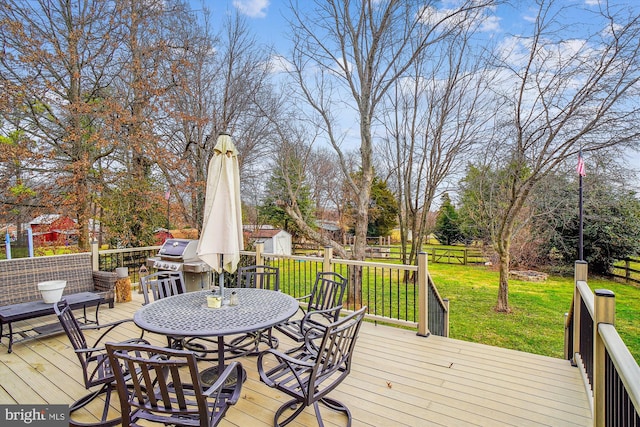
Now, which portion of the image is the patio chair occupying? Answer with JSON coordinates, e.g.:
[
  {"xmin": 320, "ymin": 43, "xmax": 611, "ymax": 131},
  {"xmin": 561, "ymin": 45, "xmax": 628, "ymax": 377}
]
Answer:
[
  {"xmin": 258, "ymin": 306, "xmax": 367, "ymax": 427},
  {"xmin": 140, "ymin": 270, "xmax": 186, "ymax": 305},
  {"xmin": 235, "ymin": 264, "xmax": 280, "ymax": 291},
  {"xmin": 228, "ymin": 265, "xmax": 280, "ymax": 354},
  {"xmin": 54, "ymin": 299, "xmax": 149, "ymax": 427},
  {"xmin": 274, "ymin": 271, "xmax": 347, "ymax": 353},
  {"xmin": 140, "ymin": 271, "xmax": 186, "ymax": 349},
  {"xmin": 106, "ymin": 342, "xmax": 243, "ymax": 427}
]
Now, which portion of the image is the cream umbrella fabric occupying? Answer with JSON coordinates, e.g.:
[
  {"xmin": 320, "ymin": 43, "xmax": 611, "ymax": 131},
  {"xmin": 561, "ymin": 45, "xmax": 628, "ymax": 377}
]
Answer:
[{"xmin": 197, "ymin": 133, "xmax": 244, "ymax": 274}]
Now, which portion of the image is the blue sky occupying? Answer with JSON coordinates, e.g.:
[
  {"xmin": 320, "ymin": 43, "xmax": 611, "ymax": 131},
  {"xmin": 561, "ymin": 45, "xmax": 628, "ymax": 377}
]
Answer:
[{"xmin": 195, "ymin": 0, "xmax": 640, "ymax": 173}]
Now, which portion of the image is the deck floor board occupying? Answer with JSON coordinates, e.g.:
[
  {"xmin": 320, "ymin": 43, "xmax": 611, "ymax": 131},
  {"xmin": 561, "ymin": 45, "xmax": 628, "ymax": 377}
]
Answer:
[{"xmin": 0, "ymin": 293, "xmax": 591, "ymax": 426}]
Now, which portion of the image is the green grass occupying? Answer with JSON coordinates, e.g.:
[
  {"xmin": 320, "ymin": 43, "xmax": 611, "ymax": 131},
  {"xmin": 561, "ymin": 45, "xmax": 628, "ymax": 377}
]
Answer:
[
  {"xmin": 274, "ymin": 253, "xmax": 639, "ymax": 363},
  {"xmin": 427, "ymin": 263, "xmax": 640, "ymax": 363}
]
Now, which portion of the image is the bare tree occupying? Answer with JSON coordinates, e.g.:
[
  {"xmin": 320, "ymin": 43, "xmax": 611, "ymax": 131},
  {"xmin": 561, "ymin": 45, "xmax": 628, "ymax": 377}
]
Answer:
[
  {"xmin": 379, "ymin": 7, "xmax": 500, "ymax": 267},
  {"xmin": 286, "ymin": 0, "xmax": 496, "ymax": 304},
  {"xmin": 158, "ymin": 11, "xmax": 279, "ymax": 232},
  {"xmin": 482, "ymin": 0, "xmax": 640, "ymax": 312},
  {"xmin": 0, "ymin": 0, "xmax": 122, "ymax": 249}
]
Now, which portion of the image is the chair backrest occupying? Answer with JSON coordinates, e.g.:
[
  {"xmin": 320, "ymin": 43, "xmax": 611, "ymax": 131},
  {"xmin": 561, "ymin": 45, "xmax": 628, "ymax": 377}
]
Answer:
[
  {"xmin": 308, "ymin": 272, "xmax": 347, "ymax": 317},
  {"xmin": 140, "ymin": 271, "xmax": 185, "ymax": 305},
  {"xmin": 306, "ymin": 307, "xmax": 366, "ymax": 401},
  {"xmin": 105, "ymin": 343, "xmax": 215, "ymax": 426},
  {"xmin": 54, "ymin": 299, "xmax": 102, "ymax": 388},
  {"xmin": 236, "ymin": 265, "xmax": 279, "ymax": 291}
]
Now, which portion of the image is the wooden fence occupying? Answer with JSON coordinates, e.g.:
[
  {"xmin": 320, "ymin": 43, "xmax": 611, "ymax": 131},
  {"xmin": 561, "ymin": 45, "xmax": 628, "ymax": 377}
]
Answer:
[
  {"xmin": 611, "ymin": 257, "xmax": 640, "ymax": 284},
  {"xmin": 294, "ymin": 242, "xmax": 486, "ymax": 265}
]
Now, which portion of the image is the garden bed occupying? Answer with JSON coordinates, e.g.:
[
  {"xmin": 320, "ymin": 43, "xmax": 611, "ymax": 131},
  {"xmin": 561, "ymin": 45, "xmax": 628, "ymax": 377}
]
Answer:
[{"xmin": 509, "ymin": 270, "xmax": 548, "ymax": 282}]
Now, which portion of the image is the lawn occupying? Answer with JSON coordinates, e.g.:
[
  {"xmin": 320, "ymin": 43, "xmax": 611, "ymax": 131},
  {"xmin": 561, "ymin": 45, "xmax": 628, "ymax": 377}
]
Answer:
[{"xmin": 426, "ymin": 262, "xmax": 640, "ymax": 363}]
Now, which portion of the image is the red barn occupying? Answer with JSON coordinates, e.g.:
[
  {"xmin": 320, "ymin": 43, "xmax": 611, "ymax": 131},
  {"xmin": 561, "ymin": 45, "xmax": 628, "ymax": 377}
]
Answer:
[{"xmin": 29, "ymin": 214, "xmax": 77, "ymax": 244}]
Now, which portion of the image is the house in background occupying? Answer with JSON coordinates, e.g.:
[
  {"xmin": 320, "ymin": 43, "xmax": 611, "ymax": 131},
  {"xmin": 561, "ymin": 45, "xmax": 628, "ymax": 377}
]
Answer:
[
  {"xmin": 29, "ymin": 214, "xmax": 77, "ymax": 245},
  {"xmin": 317, "ymin": 220, "xmax": 343, "ymax": 242},
  {"xmin": 248, "ymin": 228, "xmax": 292, "ymax": 256}
]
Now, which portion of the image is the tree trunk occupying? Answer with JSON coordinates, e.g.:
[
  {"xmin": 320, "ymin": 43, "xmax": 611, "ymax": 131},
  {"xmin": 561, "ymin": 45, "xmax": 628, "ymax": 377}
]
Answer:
[
  {"xmin": 349, "ymin": 195, "xmax": 368, "ymax": 305},
  {"xmin": 496, "ymin": 241, "xmax": 511, "ymax": 312}
]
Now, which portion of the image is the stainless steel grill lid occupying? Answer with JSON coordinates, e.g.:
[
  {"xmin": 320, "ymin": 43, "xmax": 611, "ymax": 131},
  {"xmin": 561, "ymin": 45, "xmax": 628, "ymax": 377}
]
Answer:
[{"xmin": 158, "ymin": 239, "xmax": 199, "ymax": 260}]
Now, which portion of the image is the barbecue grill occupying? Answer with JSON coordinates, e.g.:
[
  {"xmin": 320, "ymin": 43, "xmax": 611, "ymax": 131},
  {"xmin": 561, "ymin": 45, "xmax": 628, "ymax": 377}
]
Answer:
[{"xmin": 147, "ymin": 238, "xmax": 211, "ymax": 292}]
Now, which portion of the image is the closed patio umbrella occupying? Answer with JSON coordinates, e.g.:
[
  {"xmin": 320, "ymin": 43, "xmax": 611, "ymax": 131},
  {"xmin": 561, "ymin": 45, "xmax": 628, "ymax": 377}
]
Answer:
[{"xmin": 197, "ymin": 133, "xmax": 244, "ymax": 296}]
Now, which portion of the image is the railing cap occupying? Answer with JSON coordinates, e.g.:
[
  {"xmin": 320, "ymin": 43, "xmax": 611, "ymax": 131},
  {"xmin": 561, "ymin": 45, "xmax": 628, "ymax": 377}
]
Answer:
[{"xmin": 595, "ymin": 289, "xmax": 615, "ymax": 298}]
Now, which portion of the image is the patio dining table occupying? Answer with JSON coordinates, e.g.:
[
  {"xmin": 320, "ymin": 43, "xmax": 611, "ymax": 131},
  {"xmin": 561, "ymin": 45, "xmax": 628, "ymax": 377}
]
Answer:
[{"xmin": 133, "ymin": 287, "xmax": 298, "ymax": 385}]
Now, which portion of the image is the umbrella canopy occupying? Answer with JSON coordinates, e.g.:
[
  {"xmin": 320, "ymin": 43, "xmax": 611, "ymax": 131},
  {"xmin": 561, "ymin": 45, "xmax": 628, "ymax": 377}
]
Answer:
[{"xmin": 197, "ymin": 133, "xmax": 244, "ymax": 274}]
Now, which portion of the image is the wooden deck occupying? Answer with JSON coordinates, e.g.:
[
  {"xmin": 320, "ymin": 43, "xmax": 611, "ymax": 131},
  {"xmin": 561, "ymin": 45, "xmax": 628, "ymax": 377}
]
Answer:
[{"xmin": 0, "ymin": 293, "xmax": 592, "ymax": 426}]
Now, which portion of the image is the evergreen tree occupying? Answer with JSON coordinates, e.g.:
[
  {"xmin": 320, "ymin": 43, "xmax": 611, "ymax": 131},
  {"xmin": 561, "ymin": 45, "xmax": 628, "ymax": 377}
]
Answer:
[
  {"xmin": 434, "ymin": 193, "xmax": 462, "ymax": 245},
  {"xmin": 533, "ymin": 166, "xmax": 640, "ymax": 275},
  {"xmin": 258, "ymin": 162, "xmax": 314, "ymax": 238},
  {"xmin": 367, "ymin": 177, "xmax": 398, "ymax": 237}
]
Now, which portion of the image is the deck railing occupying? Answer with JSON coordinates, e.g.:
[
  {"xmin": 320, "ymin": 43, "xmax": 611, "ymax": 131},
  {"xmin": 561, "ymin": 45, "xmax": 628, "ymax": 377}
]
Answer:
[
  {"xmin": 252, "ymin": 245, "xmax": 448, "ymax": 336},
  {"xmin": 96, "ymin": 245, "xmax": 160, "ymax": 284},
  {"xmin": 94, "ymin": 243, "xmax": 449, "ymax": 337},
  {"xmin": 565, "ymin": 261, "xmax": 640, "ymax": 427}
]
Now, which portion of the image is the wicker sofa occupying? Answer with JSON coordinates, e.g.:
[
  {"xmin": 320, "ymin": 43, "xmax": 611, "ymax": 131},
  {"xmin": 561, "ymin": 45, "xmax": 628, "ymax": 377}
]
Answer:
[
  {"xmin": 0, "ymin": 252, "xmax": 116, "ymax": 308},
  {"xmin": 0, "ymin": 252, "xmax": 117, "ymax": 352}
]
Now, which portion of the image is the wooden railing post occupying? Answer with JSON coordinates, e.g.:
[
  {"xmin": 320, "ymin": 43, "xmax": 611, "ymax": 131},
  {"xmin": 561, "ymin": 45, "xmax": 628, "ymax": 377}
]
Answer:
[
  {"xmin": 593, "ymin": 289, "xmax": 616, "ymax": 427},
  {"xmin": 417, "ymin": 251, "xmax": 429, "ymax": 337},
  {"xmin": 255, "ymin": 242, "xmax": 264, "ymax": 265},
  {"xmin": 91, "ymin": 241, "xmax": 99, "ymax": 271},
  {"xmin": 572, "ymin": 261, "xmax": 588, "ymax": 365},
  {"xmin": 443, "ymin": 298, "xmax": 450, "ymax": 337},
  {"xmin": 323, "ymin": 246, "xmax": 333, "ymax": 273}
]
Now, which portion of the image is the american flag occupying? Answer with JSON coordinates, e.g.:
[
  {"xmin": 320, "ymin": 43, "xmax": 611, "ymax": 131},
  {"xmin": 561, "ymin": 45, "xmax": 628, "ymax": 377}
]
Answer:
[{"xmin": 577, "ymin": 152, "xmax": 586, "ymax": 177}]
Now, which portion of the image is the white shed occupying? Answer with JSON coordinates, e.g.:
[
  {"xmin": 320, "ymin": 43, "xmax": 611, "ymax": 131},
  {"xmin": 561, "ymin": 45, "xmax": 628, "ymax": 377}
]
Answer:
[{"xmin": 250, "ymin": 229, "xmax": 292, "ymax": 255}]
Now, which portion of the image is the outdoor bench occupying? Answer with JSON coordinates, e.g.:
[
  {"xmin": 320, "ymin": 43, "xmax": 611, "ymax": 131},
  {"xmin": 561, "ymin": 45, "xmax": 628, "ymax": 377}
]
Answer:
[{"xmin": 0, "ymin": 252, "xmax": 117, "ymax": 353}]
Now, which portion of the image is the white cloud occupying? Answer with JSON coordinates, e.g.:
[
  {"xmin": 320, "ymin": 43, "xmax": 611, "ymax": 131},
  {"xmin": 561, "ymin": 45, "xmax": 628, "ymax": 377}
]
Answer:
[
  {"xmin": 419, "ymin": 4, "xmax": 501, "ymax": 34},
  {"xmin": 269, "ymin": 54, "xmax": 294, "ymax": 73},
  {"xmin": 479, "ymin": 15, "xmax": 501, "ymax": 32},
  {"xmin": 584, "ymin": 0, "xmax": 601, "ymax": 6},
  {"xmin": 233, "ymin": 0, "xmax": 269, "ymax": 19}
]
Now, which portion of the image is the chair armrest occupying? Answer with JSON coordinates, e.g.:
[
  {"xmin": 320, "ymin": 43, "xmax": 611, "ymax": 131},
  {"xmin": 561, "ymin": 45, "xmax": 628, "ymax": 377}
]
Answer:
[
  {"xmin": 257, "ymin": 348, "xmax": 315, "ymax": 388},
  {"xmin": 295, "ymin": 293, "xmax": 312, "ymax": 302},
  {"xmin": 81, "ymin": 318, "xmax": 145, "ymax": 347},
  {"xmin": 92, "ymin": 271, "xmax": 117, "ymax": 292},
  {"xmin": 302, "ymin": 305, "xmax": 343, "ymax": 325},
  {"xmin": 80, "ymin": 318, "xmax": 132, "ymax": 332},
  {"xmin": 203, "ymin": 361, "xmax": 244, "ymax": 405},
  {"xmin": 300, "ymin": 305, "xmax": 343, "ymax": 333}
]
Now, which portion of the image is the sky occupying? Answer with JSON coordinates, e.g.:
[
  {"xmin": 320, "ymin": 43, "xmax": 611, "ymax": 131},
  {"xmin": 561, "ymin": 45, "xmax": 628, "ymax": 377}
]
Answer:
[{"xmin": 193, "ymin": 0, "xmax": 640, "ymax": 174}]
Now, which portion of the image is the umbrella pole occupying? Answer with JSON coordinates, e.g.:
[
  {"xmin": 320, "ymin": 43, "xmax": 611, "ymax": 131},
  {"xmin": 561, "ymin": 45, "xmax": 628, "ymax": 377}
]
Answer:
[{"xmin": 219, "ymin": 254, "xmax": 227, "ymax": 304}]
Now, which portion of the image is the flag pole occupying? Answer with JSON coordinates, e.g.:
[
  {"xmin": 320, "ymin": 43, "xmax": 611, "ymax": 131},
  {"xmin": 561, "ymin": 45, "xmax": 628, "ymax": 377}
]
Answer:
[
  {"xmin": 579, "ymin": 173, "xmax": 584, "ymax": 261},
  {"xmin": 577, "ymin": 151, "xmax": 585, "ymax": 261}
]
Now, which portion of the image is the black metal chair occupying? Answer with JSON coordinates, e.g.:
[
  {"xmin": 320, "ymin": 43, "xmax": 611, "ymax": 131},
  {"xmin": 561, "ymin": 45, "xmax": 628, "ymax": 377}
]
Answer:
[
  {"xmin": 228, "ymin": 265, "xmax": 280, "ymax": 354},
  {"xmin": 54, "ymin": 299, "xmax": 148, "ymax": 427},
  {"xmin": 236, "ymin": 265, "xmax": 280, "ymax": 291},
  {"xmin": 140, "ymin": 271, "xmax": 186, "ymax": 348},
  {"xmin": 106, "ymin": 342, "xmax": 243, "ymax": 427},
  {"xmin": 258, "ymin": 307, "xmax": 367, "ymax": 427},
  {"xmin": 140, "ymin": 270, "xmax": 186, "ymax": 305},
  {"xmin": 274, "ymin": 271, "xmax": 347, "ymax": 353}
]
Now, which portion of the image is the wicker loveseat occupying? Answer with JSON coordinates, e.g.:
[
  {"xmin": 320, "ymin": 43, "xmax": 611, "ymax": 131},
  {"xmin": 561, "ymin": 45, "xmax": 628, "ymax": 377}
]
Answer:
[
  {"xmin": 0, "ymin": 252, "xmax": 116, "ymax": 308},
  {"xmin": 0, "ymin": 252, "xmax": 117, "ymax": 352}
]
